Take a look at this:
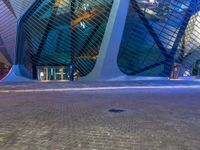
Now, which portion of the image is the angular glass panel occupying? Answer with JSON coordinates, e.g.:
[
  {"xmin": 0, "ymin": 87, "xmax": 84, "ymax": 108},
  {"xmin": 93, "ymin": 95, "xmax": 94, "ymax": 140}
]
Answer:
[
  {"xmin": 17, "ymin": 0, "xmax": 113, "ymax": 78},
  {"xmin": 118, "ymin": 0, "xmax": 195, "ymax": 77}
]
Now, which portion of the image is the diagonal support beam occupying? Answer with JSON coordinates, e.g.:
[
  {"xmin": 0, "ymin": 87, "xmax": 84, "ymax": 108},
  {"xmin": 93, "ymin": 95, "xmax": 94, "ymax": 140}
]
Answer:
[
  {"xmin": 131, "ymin": 0, "xmax": 169, "ymax": 59},
  {"xmin": 31, "ymin": 0, "xmax": 62, "ymax": 79},
  {"xmin": 130, "ymin": 60, "xmax": 166, "ymax": 75},
  {"xmin": 169, "ymin": 2, "xmax": 195, "ymax": 57},
  {"xmin": 16, "ymin": 0, "xmax": 42, "ymax": 65},
  {"xmin": 72, "ymin": 3, "xmax": 112, "ymax": 62},
  {"xmin": 164, "ymin": 0, "xmax": 196, "ymax": 76},
  {"xmin": 76, "ymin": 23, "xmax": 101, "ymax": 58},
  {"xmin": 33, "ymin": 0, "xmax": 62, "ymax": 63},
  {"xmin": 2, "ymin": 0, "xmax": 17, "ymax": 18},
  {"xmin": 32, "ymin": 1, "xmax": 54, "ymax": 19}
]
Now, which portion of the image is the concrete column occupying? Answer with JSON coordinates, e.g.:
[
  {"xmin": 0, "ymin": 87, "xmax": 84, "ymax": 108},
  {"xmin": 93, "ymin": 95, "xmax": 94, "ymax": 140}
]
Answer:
[{"xmin": 81, "ymin": 0, "xmax": 130, "ymax": 81}]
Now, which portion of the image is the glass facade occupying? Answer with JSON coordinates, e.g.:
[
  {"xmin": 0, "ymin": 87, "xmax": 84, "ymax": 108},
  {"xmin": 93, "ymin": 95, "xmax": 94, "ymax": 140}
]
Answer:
[
  {"xmin": 118, "ymin": 0, "xmax": 199, "ymax": 77},
  {"xmin": 16, "ymin": 0, "xmax": 113, "ymax": 79},
  {"xmin": 2, "ymin": 0, "xmax": 200, "ymax": 80}
]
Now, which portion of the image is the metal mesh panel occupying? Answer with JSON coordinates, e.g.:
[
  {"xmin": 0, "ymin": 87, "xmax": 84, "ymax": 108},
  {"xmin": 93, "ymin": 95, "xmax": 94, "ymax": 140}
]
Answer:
[
  {"xmin": 118, "ymin": 0, "xmax": 199, "ymax": 77},
  {"xmin": 0, "ymin": 0, "xmax": 35, "ymax": 63},
  {"xmin": 17, "ymin": 0, "xmax": 113, "ymax": 77}
]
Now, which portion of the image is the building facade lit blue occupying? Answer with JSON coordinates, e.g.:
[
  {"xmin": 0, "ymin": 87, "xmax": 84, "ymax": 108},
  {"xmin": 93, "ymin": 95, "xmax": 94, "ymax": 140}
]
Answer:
[{"xmin": 0, "ymin": 0, "xmax": 200, "ymax": 81}]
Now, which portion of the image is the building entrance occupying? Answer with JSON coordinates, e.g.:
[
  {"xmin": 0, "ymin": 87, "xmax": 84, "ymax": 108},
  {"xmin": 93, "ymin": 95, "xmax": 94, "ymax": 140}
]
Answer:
[{"xmin": 37, "ymin": 66, "xmax": 71, "ymax": 81}]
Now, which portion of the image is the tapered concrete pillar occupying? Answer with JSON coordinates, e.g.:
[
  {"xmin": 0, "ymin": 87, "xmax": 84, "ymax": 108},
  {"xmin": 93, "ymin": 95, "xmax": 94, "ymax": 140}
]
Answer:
[{"xmin": 81, "ymin": 0, "xmax": 130, "ymax": 81}]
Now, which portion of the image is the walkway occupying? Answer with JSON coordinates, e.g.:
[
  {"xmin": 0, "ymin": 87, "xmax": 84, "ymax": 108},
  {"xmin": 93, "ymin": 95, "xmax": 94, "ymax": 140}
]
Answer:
[{"xmin": 0, "ymin": 81, "xmax": 200, "ymax": 150}]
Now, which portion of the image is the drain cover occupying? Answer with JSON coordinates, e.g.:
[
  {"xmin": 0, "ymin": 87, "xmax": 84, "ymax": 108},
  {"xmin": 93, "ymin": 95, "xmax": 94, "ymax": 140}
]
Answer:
[{"xmin": 108, "ymin": 108, "xmax": 126, "ymax": 113}]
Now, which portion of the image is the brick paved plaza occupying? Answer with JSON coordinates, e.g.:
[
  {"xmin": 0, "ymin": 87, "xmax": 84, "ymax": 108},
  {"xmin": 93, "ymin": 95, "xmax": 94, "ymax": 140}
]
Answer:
[{"xmin": 0, "ymin": 81, "xmax": 200, "ymax": 150}]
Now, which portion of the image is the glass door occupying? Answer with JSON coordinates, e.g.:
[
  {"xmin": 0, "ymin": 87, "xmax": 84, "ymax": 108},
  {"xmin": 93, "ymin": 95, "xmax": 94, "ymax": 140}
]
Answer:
[{"xmin": 37, "ymin": 66, "xmax": 70, "ymax": 81}]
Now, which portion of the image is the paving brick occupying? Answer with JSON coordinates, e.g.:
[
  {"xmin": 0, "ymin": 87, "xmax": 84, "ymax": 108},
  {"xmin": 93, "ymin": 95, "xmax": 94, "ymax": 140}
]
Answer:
[{"xmin": 0, "ymin": 82, "xmax": 200, "ymax": 149}]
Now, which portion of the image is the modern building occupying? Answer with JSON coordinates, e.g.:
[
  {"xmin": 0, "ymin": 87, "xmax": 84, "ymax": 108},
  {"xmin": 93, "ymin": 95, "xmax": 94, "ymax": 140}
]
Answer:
[{"xmin": 1, "ymin": 0, "xmax": 200, "ymax": 81}]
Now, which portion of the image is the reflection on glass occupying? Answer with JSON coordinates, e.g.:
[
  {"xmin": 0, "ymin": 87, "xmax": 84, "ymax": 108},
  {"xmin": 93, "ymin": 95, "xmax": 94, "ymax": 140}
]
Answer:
[
  {"xmin": 18, "ymin": 0, "xmax": 113, "ymax": 78},
  {"xmin": 118, "ymin": 0, "xmax": 196, "ymax": 77}
]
